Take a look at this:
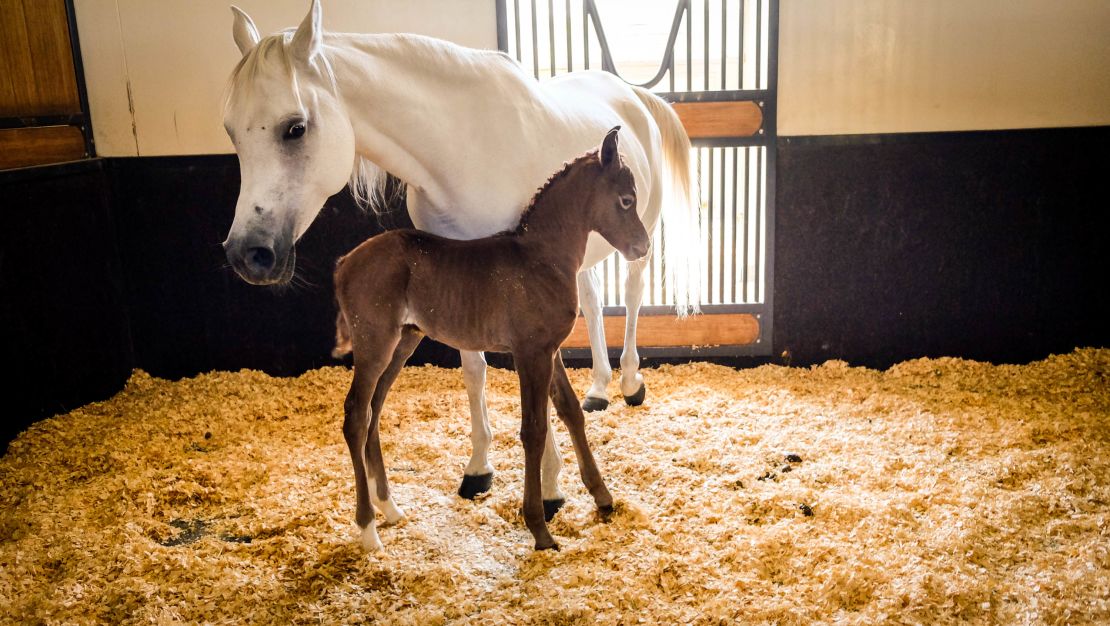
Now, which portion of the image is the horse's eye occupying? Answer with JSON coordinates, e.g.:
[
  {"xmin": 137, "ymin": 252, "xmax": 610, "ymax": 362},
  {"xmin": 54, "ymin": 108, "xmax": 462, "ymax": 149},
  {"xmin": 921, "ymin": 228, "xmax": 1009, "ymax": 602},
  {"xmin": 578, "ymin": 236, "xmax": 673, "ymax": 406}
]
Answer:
[
  {"xmin": 284, "ymin": 123, "xmax": 306, "ymax": 140},
  {"xmin": 619, "ymin": 194, "xmax": 635, "ymax": 210}
]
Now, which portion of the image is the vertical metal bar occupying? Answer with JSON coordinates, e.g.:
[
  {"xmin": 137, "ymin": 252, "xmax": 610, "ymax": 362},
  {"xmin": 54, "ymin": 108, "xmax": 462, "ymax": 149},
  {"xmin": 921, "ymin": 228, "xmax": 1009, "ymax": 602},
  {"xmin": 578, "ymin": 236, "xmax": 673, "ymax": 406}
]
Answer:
[
  {"xmin": 741, "ymin": 146, "xmax": 750, "ymax": 301},
  {"xmin": 565, "ymin": 0, "xmax": 573, "ymax": 72},
  {"xmin": 721, "ymin": 0, "xmax": 727, "ymax": 90},
  {"xmin": 529, "ymin": 0, "xmax": 539, "ymax": 78},
  {"xmin": 719, "ymin": 146, "xmax": 727, "ymax": 301},
  {"xmin": 738, "ymin": 0, "xmax": 744, "ymax": 88},
  {"xmin": 649, "ymin": 227, "xmax": 657, "ymax": 305},
  {"xmin": 514, "ymin": 0, "xmax": 523, "ymax": 61},
  {"xmin": 64, "ymin": 0, "xmax": 95, "ymax": 157},
  {"xmin": 703, "ymin": 0, "xmax": 709, "ymax": 90},
  {"xmin": 707, "ymin": 148, "xmax": 714, "ymax": 303},
  {"xmin": 754, "ymin": 147, "xmax": 763, "ymax": 302},
  {"xmin": 730, "ymin": 146, "xmax": 739, "ymax": 302},
  {"xmin": 496, "ymin": 0, "xmax": 509, "ymax": 52},
  {"xmin": 614, "ymin": 252, "xmax": 622, "ymax": 305},
  {"xmin": 755, "ymin": 0, "xmax": 762, "ymax": 88},
  {"xmin": 583, "ymin": 2, "xmax": 590, "ymax": 69},
  {"xmin": 547, "ymin": 0, "xmax": 556, "ymax": 76},
  {"xmin": 679, "ymin": 0, "xmax": 688, "ymax": 90}
]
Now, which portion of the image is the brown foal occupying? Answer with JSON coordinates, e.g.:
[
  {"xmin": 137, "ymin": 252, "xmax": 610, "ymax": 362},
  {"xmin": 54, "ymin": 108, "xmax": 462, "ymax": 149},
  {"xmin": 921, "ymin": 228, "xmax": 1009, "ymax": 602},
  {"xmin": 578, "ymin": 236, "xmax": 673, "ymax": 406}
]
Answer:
[{"xmin": 332, "ymin": 127, "xmax": 650, "ymax": 551}]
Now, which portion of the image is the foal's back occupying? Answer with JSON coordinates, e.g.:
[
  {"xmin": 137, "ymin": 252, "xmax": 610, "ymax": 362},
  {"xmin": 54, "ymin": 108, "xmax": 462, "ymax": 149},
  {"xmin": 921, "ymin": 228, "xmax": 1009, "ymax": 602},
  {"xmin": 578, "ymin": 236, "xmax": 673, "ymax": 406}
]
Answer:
[{"xmin": 335, "ymin": 228, "xmax": 579, "ymax": 354}]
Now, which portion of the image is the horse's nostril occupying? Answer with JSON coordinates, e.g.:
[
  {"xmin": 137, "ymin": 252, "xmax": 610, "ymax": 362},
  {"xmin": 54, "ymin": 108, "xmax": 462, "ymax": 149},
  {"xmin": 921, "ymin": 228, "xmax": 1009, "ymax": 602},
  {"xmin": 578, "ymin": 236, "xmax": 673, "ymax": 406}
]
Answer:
[{"xmin": 245, "ymin": 246, "xmax": 276, "ymax": 270}]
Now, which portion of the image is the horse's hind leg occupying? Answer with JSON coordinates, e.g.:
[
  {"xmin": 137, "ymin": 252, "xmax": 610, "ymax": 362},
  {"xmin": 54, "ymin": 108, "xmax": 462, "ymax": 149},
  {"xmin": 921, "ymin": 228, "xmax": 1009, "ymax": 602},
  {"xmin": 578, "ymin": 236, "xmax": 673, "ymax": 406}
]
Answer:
[
  {"xmin": 364, "ymin": 326, "xmax": 423, "ymax": 525},
  {"xmin": 549, "ymin": 352, "xmax": 614, "ymax": 515},
  {"xmin": 619, "ymin": 257, "xmax": 648, "ymax": 405},
  {"xmin": 577, "ymin": 267, "xmax": 613, "ymax": 412},
  {"xmin": 343, "ymin": 331, "xmax": 401, "ymax": 552}
]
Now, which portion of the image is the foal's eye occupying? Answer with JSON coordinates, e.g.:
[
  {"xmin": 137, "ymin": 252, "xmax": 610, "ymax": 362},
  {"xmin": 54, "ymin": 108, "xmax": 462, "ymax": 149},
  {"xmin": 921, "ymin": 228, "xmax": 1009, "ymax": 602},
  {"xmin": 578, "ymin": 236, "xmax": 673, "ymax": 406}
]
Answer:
[
  {"xmin": 284, "ymin": 122, "xmax": 306, "ymax": 140},
  {"xmin": 619, "ymin": 195, "xmax": 635, "ymax": 210}
]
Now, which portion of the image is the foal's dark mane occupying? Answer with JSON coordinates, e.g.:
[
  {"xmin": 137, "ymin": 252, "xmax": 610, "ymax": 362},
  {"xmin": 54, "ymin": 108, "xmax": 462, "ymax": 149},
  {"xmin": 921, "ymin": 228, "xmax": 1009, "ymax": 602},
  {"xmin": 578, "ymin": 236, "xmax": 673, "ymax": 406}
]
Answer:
[{"xmin": 505, "ymin": 149, "xmax": 600, "ymax": 236}]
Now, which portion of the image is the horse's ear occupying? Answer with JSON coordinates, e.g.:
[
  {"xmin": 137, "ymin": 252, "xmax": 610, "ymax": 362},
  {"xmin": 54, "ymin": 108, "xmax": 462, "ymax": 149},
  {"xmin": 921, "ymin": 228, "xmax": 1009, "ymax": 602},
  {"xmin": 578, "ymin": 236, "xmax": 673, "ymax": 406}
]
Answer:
[
  {"xmin": 231, "ymin": 5, "xmax": 261, "ymax": 56},
  {"xmin": 290, "ymin": 0, "xmax": 324, "ymax": 61},
  {"xmin": 599, "ymin": 125, "xmax": 621, "ymax": 170}
]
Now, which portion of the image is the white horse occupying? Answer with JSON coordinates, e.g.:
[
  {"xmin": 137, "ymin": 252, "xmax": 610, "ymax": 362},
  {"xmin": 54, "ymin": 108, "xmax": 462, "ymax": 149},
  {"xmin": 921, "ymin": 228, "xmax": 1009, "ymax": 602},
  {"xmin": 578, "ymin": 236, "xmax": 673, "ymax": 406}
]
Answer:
[{"xmin": 222, "ymin": 0, "xmax": 699, "ymax": 520}]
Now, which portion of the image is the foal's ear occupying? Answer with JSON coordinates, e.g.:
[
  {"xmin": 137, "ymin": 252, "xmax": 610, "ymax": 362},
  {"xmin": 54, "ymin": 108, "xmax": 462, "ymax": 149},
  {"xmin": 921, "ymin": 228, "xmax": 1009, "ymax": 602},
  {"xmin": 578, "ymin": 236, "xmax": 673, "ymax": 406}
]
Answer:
[
  {"xmin": 599, "ymin": 125, "xmax": 621, "ymax": 170},
  {"xmin": 231, "ymin": 5, "xmax": 261, "ymax": 56},
  {"xmin": 290, "ymin": 0, "xmax": 324, "ymax": 61}
]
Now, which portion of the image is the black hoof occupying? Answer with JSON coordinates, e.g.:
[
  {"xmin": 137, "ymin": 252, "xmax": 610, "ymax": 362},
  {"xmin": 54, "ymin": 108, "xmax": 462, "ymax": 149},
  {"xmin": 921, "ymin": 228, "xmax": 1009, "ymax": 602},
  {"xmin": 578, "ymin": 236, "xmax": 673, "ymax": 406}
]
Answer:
[
  {"xmin": 457, "ymin": 472, "xmax": 493, "ymax": 499},
  {"xmin": 598, "ymin": 504, "xmax": 615, "ymax": 522},
  {"xmin": 543, "ymin": 498, "xmax": 566, "ymax": 522},
  {"xmin": 535, "ymin": 540, "xmax": 560, "ymax": 551},
  {"xmin": 582, "ymin": 396, "xmax": 609, "ymax": 412},
  {"xmin": 623, "ymin": 383, "xmax": 646, "ymax": 406}
]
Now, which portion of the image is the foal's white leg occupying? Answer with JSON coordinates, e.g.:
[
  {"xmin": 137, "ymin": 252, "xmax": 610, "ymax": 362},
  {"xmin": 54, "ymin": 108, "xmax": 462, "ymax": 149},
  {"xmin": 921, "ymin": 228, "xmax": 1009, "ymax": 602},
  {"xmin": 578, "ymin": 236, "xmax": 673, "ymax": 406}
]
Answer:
[
  {"xmin": 368, "ymin": 473, "xmax": 407, "ymax": 525},
  {"xmin": 620, "ymin": 257, "xmax": 648, "ymax": 403},
  {"xmin": 458, "ymin": 350, "xmax": 495, "ymax": 498},
  {"xmin": 578, "ymin": 267, "xmax": 613, "ymax": 412}
]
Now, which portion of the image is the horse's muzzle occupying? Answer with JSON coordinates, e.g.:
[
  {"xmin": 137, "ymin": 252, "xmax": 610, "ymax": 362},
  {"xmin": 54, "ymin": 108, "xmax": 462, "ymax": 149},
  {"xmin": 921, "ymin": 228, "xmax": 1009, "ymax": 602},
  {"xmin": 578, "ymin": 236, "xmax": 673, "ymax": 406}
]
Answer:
[{"xmin": 226, "ymin": 238, "xmax": 296, "ymax": 285}]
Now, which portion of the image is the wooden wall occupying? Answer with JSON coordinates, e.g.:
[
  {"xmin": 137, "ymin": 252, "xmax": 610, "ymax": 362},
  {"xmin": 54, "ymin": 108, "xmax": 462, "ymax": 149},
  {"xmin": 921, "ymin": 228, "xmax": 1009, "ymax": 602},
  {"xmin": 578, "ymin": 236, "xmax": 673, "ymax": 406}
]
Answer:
[{"xmin": 0, "ymin": 0, "xmax": 87, "ymax": 169}]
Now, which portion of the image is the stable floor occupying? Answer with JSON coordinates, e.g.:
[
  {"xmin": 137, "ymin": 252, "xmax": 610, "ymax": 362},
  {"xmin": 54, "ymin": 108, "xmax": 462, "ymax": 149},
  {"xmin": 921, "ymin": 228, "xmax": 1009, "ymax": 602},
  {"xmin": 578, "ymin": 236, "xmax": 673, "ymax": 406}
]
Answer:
[{"xmin": 1, "ymin": 350, "xmax": 1108, "ymax": 624}]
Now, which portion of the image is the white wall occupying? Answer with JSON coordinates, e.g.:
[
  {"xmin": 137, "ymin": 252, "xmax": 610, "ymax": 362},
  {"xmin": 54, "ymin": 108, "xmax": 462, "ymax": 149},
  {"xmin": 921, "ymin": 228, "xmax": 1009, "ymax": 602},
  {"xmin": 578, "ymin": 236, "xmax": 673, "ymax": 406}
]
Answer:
[
  {"xmin": 778, "ymin": 0, "xmax": 1110, "ymax": 135},
  {"xmin": 76, "ymin": 0, "xmax": 1110, "ymax": 153},
  {"xmin": 73, "ymin": 0, "xmax": 497, "ymax": 156}
]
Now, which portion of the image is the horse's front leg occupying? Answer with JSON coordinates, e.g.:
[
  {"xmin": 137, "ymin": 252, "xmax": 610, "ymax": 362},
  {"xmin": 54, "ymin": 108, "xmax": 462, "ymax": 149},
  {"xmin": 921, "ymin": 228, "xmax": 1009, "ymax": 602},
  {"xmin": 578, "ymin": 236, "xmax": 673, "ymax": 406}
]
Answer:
[
  {"xmin": 515, "ymin": 350, "xmax": 558, "ymax": 550},
  {"xmin": 577, "ymin": 266, "xmax": 613, "ymax": 412},
  {"xmin": 458, "ymin": 350, "xmax": 495, "ymax": 498},
  {"xmin": 363, "ymin": 327, "xmax": 424, "ymax": 526},
  {"xmin": 619, "ymin": 257, "xmax": 648, "ymax": 405},
  {"xmin": 549, "ymin": 352, "xmax": 613, "ymax": 515}
]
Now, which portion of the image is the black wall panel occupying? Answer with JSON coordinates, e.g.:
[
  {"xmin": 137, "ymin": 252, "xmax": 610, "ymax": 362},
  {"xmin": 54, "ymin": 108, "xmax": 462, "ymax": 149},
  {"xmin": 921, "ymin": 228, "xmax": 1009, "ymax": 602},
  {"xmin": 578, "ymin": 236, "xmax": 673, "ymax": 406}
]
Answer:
[
  {"xmin": 773, "ymin": 127, "xmax": 1110, "ymax": 368},
  {"xmin": 0, "ymin": 161, "xmax": 133, "ymax": 449}
]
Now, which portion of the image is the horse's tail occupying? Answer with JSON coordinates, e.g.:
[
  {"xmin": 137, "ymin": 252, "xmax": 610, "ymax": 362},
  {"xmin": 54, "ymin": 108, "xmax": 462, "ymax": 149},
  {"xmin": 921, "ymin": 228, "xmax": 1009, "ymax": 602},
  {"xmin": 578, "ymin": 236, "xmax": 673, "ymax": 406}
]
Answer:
[
  {"xmin": 332, "ymin": 308, "xmax": 353, "ymax": 358},
  {"xmin": 332, "ymin": 255, "xmax": 354, "ymax": 358},
  {"xmin": 631, "ymin": 85, "xmax": 701, "ymax": 317}
]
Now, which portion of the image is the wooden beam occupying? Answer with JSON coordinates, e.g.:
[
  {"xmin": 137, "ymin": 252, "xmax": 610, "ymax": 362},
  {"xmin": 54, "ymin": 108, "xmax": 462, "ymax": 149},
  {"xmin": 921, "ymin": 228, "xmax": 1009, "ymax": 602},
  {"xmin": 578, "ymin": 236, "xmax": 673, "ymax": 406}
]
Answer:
[
  {"xmin": 672, "ymin": 100, "xmax": 763, "ymax": 139},
  {"xmin": 562, "ymin": 313, "xmax": 760, "ymax": 348},
  {"xmin": 0, "ymin": 125, "xmax": 86, "ymax": 169}
]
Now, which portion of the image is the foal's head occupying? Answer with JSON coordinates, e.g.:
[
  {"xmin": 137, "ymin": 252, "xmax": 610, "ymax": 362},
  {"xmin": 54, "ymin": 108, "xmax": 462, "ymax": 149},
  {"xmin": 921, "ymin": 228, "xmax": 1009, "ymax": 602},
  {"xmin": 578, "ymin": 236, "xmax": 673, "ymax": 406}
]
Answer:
[{"xmin": 581, "ymin": 127, "xmax": 651, "ymax": 262}]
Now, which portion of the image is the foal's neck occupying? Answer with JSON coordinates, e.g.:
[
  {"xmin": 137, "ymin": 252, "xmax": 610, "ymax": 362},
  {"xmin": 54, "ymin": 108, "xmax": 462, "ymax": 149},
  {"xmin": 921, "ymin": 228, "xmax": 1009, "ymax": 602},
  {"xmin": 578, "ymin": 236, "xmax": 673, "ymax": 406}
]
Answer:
[{"xmin": 514, "ymin": 163, "xmax": 598, "ymax": 270}]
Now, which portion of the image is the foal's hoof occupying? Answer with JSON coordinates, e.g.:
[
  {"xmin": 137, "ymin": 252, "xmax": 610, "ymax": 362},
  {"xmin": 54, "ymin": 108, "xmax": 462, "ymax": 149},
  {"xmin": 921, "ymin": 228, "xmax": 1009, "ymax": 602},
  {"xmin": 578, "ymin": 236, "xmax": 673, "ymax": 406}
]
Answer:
[
  {"xmin": 458, "ymin": 472, "xmax": 493, "ymax": 499},
  {"xmin": 623, "ymin": 383, "xmax": 646, "ymax": 407},
  {"xmin": 543, "ymin": 498, "xmax": 566, "ymax": 522},
  {"xmin": 582, "ymin": 396, "xmax": 609, "ymax": 412},
  {"xmin": 535, "ymin": 540, "xmax": 560, "ymax": 552},
  {"xmin": 597, "ymin": 503, "xmax": 615, "ymax": 522}
]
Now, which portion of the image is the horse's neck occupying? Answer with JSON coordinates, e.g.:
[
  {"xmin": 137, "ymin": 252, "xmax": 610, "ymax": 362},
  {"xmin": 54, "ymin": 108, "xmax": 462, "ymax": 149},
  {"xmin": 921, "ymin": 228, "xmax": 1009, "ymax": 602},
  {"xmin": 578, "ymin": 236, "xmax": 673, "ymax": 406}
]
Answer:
[{"xmin": 327, "ymin": 33, "xmax": 549, "ymax": 220}]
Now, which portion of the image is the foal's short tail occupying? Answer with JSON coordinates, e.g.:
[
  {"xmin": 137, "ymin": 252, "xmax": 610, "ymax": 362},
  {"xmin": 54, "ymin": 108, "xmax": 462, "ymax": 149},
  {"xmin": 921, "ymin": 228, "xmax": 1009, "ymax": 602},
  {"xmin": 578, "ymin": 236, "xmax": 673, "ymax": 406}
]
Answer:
[
  {"xmin": 631, "ymin": 85, "xmax": 702, "ymax": 317},
  {"xmin": 332, "ymin": 309, "xmax": 353, "ymax": 358}
]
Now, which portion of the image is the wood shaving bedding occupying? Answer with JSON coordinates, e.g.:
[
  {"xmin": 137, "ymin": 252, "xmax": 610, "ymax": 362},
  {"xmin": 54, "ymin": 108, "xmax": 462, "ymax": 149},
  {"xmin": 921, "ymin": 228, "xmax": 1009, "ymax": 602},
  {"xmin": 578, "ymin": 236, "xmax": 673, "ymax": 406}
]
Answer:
[{"xmin": 1, "ymin": 349, "xmax": 1108, "ymax": 624}]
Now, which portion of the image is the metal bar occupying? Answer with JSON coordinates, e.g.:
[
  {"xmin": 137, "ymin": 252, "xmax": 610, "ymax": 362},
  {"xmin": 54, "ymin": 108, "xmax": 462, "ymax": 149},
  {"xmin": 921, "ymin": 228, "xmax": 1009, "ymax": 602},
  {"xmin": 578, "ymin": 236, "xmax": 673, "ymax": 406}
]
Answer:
[
  {"xmin": 721, "ymin": 0, "xmax": 727, "ymax": 90},
  {"xmin": 565, "ymin": 0, "xmax": 573, "ymax": 72},
  {"xmin": 686, "ymin": 0, "xmax": 692, "ymax": 90},
  {"xmin": 496, "ymin": 0, "xmax": 509, "ymax": 52},
  {"xmin": 531, "ymin": 0, "xmax": 539, "ymax": 78},
  {"xmin": 513, "ymin": 0, "xmax": 522, "ymax": 60},
  {"xmin": 741, "ymin": 146, "xmax": 750, "ymax": 301},
  {"xmin": 730, "ymin": 146, "xmax": 739, "ymax": 302},
  {"xmin": 582, "ymin": 1, "xmax": 589, "ymax": 69},
  {"xmin": 64, "ymin": 0, "xmax": 94, "ymax": 157},
  {"xmin": 719, "ymin": 146, "xmax": 727, "ymax": 301},
  {"xmin": 689, "ymin": 136, "xmax": 771, "ymax": 149},
  {"xmin": 754, "ymin": 146, "xmax": 762, "ymax": 302},
  {"xmin": 739, "ymin": 0, "xmax": 745, "ymax": 89},
  {"xmin": 706, "ymin": 147, "xmax": 714, "ymax": 303},
  {"xmin": 703, "ymin": 0, "xmax": 709, "ymax": 90},
  {"xmin": 548, "ymin": 0, "xmax": 556, "ymax": 76},
  {"xmin": 755, "ymin": 0, "xmax": 762, "ymax": 88}
]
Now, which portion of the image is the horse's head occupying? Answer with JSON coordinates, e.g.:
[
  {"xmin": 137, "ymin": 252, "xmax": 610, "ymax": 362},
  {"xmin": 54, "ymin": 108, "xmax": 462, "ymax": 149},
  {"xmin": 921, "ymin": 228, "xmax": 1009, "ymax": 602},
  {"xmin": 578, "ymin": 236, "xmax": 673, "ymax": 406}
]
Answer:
[
  {"xmin": 222, "ymin": 1, "xmax": 354, "ymax": 285},
  {"xmin": 589, "ymin": 127, "xmax": 650, "ymax": 262}
]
